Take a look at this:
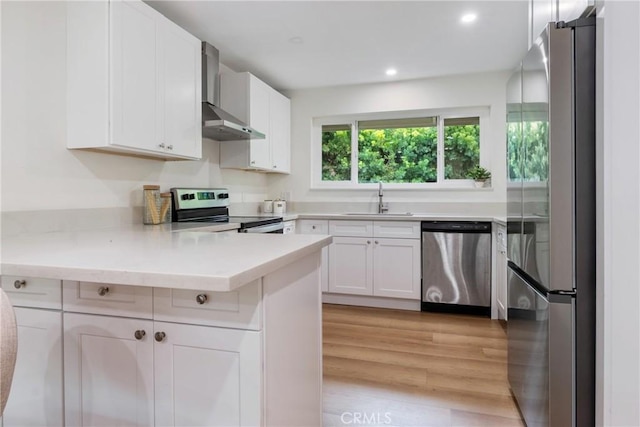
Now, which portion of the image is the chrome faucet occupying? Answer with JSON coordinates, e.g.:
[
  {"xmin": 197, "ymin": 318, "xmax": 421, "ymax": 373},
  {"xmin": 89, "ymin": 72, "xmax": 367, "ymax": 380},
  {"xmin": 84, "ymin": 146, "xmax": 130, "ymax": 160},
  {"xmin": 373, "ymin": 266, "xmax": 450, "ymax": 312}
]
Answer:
[{"xmin": 378, "ymin": 182, "xmax": 389, "ymax": 214}]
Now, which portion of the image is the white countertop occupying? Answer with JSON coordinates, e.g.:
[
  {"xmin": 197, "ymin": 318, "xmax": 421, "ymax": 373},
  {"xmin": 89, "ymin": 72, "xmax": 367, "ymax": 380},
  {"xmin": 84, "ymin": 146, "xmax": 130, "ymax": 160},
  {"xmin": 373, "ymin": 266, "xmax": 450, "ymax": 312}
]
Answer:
[
  {"xmin": 283, "ymin": 212, "xmax": 505, "ymax": 224},
  {"xmin": 1, "ymin": 225, "xmax": 331, "ymax": 292}
]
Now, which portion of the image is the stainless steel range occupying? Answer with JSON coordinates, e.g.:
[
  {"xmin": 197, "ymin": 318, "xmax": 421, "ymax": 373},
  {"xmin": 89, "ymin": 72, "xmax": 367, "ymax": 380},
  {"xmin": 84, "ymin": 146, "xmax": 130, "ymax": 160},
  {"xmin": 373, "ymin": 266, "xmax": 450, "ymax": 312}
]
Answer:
[{"xmin": 170, "ymin": 188, "xmax": 284, "ymax": 233}]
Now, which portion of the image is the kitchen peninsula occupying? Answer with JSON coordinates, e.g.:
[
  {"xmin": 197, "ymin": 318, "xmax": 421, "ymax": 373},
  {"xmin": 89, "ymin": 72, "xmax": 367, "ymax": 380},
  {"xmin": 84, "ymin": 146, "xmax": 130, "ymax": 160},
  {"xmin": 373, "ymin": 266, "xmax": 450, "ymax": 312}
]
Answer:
[{"xmin": 1, "ymin": 227, "xmax": 331, "ymax": 426}]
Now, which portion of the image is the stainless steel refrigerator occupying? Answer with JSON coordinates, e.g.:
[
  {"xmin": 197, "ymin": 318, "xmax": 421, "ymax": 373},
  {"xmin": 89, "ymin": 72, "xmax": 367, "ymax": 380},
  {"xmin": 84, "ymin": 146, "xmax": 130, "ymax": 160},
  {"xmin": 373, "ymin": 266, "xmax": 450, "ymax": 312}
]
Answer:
[{"xmin": 506, "ymin": 18, "xmax": 595, "ymax": 427}]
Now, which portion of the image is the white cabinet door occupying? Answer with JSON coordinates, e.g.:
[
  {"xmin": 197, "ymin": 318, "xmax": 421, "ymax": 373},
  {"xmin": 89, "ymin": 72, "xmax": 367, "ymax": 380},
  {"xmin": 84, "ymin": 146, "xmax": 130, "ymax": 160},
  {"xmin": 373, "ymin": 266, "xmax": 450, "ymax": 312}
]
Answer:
[
  {"xmin": 64, "ymin": 313, "xmax": 154, "ymax": 427},
  {"xmin": 110, "ymin": 0, "xmax": 158, "ymax": 152},
  {"xmin": 329, "ymin": 237, "xmax": 373, "ymax": 295},
  {"xmin": 248, "ymin": 76, "xmax": 271, "ymax": 169},
  {"xmin": 373, "ymin": 238, "xmax": 421, "ymax": 299},
  {"xmin": 558, "ymin": 0, "xmax": 593, "ymax": 23},
  {"xmin": 158, "ymin": 19, "xmax": 201, "ymax": 158},
  {"xmin": 67, "ymin": 0, "xmax": 201, "ymax": 160},
  {"xmin": 269, "ymin": 90, "xmax": 290, "ymax": 173},
  {"xmin": 219, "ymin": 72, "xmax": 291, "ymax": 172},
  {"xmin": 531, "ymin": 0, "xmax": 555, "ymax": 44},
  {"xmin": 2, "ymin": 308, "xmax": 63, "ymax": 427},
  {"xmin": 154, "ymin": 322, "xmax": 262, "ymax": 427}
]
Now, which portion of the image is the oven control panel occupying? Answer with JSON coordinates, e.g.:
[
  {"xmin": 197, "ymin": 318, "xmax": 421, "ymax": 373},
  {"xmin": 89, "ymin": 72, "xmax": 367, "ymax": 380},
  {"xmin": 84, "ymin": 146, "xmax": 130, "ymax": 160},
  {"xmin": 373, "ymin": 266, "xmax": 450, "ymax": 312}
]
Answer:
[{"xmin": 171, "ymin": 188, "xmax": 230, "ymax": 210}]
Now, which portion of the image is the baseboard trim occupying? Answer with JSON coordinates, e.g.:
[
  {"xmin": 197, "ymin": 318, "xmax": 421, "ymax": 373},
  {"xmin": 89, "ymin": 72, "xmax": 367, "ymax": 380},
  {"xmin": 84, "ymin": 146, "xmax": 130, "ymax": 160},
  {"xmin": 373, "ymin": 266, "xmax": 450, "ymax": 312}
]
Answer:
[{"xmin": 322, "ymin": 293, "xmax": 421, "ymax": 311}]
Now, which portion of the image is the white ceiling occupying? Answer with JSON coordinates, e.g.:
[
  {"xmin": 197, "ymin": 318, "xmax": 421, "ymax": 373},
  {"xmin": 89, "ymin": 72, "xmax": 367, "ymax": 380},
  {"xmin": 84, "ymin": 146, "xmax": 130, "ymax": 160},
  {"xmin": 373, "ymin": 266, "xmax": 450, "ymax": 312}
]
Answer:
[{"xmin": 147, "ymin": 1, "xmax": 529, "ymax": 91}]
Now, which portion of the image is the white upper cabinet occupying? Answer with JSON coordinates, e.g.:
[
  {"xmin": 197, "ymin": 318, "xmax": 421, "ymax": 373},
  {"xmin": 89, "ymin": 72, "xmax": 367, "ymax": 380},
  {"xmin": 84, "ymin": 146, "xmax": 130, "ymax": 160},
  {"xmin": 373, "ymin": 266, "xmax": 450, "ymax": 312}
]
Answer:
[
  {"xmin": 557, "ymin": 0, "xmax": 594, "ymax": 23},
  {"xmin": 67, "ymin": 0, "xmax": 201, "ymax": 160},
  {"xmin": 269, "ymin": 90, "xmax": 291, "ymax": 173},
  {"xmin": 219, "ymin": 72, "xmax": 291, "ymax": 173},
  {"xmin": 529, "ymin": 0, "xmax": 594, "ymax": 47}
]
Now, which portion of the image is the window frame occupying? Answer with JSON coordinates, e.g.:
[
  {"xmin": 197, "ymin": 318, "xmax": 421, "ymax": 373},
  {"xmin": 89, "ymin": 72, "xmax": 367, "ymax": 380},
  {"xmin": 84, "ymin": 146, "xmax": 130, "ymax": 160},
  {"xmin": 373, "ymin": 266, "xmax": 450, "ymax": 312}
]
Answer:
[{"xmin": 311, "ymin": 107, "xmax": 491, "ymax": 190}]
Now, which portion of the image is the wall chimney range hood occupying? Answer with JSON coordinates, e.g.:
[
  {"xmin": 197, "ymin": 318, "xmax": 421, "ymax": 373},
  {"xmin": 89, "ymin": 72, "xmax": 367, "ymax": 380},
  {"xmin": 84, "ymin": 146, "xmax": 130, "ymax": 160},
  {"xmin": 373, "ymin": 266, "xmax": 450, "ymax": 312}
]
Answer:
[{"xmin": 201, "ymin": 42, "xmax": 265, "ymax": 141}]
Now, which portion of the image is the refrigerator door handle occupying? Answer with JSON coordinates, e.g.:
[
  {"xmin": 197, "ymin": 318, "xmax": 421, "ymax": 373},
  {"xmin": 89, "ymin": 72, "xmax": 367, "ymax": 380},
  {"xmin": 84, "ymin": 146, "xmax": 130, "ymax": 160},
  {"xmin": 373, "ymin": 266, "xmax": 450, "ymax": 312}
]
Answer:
[{"xmin": 549, "ymin": 293, "xmax": 575, "ymax": 427}]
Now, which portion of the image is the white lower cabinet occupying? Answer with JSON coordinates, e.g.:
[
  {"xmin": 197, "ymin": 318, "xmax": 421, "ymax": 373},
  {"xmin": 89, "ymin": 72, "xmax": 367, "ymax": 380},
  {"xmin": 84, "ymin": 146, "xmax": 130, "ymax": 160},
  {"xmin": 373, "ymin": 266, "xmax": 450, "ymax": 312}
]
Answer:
[
  {"xmin": 2, "ymin": 308, "xmax": 63, "ymax": 427},
  {"xmin": 63, "ymin": 313, "xmax": 154, "ymax": 427},
  {"xmin": 3, "ymin": 255, "xmax": 323, "ymax": 426},
  {"xmin": 329, "ymin": 237, "xmax": 373, "ymax": 295},
  {"xmin": 372, "ymin": 238, "xmax": 421, "ymax": 299},
  {"xmin": 153, "ymin": 322, "xmax": 262, "ymax": 427},
  {"xmin": 327, "ymin": 220, "xmax": 421, "ymax": 300}
]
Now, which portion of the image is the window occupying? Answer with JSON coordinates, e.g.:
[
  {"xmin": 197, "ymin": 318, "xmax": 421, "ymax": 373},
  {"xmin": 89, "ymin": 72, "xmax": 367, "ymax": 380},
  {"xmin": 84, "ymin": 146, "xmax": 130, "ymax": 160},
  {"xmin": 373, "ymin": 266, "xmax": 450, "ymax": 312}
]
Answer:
[
  {"xmin": 315, "ymin": 108, "xmax": 488, "ymax": 188},
  {"xmin": 322, "ymin": 124, "xmax": 351, "ymax": 181},
  {"xmin": 443, "ymin": 117, "xmax": 480, "ymax": 179}
]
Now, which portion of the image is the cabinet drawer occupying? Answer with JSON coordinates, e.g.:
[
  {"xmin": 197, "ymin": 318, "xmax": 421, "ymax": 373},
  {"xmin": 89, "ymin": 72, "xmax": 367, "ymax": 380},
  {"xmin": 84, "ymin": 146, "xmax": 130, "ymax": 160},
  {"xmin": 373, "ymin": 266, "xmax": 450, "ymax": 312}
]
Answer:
[
  {"xmin": 298, "ymin": 220, "xmax": 329, "ymax": 235},
  {"xmin": 373, "ymin": 221, "xmax": 420, "ymax": 239},
  {"xmin": 153, "ymin": 279, "xmax": 262, "ymax": 330},
  {"xmin": 1, "ymin": 276, "xmax": 61, "ymax": 309},
  {"xmin": 63, "ymin": 281, "xmax": 153, "ymax": 319},
  {"xmin": 329, "ymin": 220, "xmax": 373, "ymax": 237}
]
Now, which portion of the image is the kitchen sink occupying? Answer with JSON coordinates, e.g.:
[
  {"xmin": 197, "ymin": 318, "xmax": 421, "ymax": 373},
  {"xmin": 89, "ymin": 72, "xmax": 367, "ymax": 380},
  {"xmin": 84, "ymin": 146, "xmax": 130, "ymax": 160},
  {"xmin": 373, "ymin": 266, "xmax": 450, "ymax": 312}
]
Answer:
[{"xmin": 343, "ymin": 212, "xmax": 413, "ymax": 216}]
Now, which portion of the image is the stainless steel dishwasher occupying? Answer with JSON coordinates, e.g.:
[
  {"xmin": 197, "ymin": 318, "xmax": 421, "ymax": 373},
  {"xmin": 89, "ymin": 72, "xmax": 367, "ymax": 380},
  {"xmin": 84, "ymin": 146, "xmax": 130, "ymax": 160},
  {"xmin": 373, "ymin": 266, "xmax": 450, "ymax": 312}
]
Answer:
[{"xmin": 421, "ymin": 221, "xmax": 492, "ymax": 315}]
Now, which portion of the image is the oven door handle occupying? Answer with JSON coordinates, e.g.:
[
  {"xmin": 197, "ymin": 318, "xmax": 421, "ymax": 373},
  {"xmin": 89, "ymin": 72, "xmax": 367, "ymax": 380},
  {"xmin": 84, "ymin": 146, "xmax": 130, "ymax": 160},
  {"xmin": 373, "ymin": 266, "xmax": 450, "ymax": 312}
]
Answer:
[{"xmin": 240, "ymin": 223, "xmax": 284, "ymax": 233}]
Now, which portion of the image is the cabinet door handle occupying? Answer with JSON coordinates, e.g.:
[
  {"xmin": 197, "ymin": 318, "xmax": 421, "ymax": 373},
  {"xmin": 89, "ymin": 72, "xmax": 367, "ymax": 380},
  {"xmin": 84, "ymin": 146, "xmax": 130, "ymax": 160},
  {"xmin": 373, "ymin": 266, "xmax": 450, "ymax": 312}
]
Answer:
[
  {"xmin": 196, "ymin": 293, "xmax": 208, "ymax": 305},
  {"xmin": 13, "ymin": 279, "xmax": 26, "ymax": 289},
  {"xmin": 158, "ymin": 143, "xmax": 166, "ymax": 149},
  {"xmin": 374, "ymin": 240, "xmax": 379, "ymax": 244},
  {"xmin": 367, "ymin": 240, "xmax": 371, "ymax": 244},
  {"xmin": 134, "ymin": 330, "xmax": 146, "ymax": 340},
  {"xmin": 273, "ymin": 165, "xmax": 277, "ymax": 169},
  {"xmin": 250, "ymin": 160, "xmax": 256, "ymax": 165},
  {"xmin": 167, "ymin": 145, "xmax": 173, "ymax": 150},
  {"xmin": 97, "ymin": 286, "xmax": 110, "ymax": 296},
  {"xmin": 154, "ymin": 332, "xmax": 166, "ymax": 342}
]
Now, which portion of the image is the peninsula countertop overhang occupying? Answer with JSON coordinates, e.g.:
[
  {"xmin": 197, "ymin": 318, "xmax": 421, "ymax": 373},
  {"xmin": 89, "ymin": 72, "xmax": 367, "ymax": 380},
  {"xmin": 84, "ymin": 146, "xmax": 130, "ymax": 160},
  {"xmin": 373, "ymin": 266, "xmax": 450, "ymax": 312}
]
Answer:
[{"xmin": 1, "ymin": 226, "xmax": 332, "ymax": 292}]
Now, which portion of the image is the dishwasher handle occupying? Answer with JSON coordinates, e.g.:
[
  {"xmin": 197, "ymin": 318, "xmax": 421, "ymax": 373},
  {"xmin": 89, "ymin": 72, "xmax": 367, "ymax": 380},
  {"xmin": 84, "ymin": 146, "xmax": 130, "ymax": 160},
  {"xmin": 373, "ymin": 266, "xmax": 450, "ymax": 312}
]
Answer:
[{"xmin": 421, "ymin": 221, "xmax": 491, "ymax": 233}]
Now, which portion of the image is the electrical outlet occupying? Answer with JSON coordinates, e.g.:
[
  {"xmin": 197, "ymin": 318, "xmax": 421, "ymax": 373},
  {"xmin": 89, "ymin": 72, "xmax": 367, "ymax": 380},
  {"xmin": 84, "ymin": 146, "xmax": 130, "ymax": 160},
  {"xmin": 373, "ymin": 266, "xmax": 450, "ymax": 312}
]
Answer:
[{"xmin": 281, "ymin": 191, "xmax": 292, "ymax": 201}]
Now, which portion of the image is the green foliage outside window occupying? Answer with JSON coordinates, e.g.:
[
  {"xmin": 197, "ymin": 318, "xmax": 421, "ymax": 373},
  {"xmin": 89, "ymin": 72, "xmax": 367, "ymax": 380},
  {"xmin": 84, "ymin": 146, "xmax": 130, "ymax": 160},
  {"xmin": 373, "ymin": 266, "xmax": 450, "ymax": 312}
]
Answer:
[
  {"xmin": 321, "ymin": 116, "xmax": 482, "ymax": 183},
  {"xmin": 444, "ymin": 121, "xmax": 480, "ymax": 179},
  {"xmin": 357, "ymin": 127, "xmax": 437, "ymax": 183},
  {"xmin": 322, "ymin": 128, "xmax": 351, "ymax": 181}
]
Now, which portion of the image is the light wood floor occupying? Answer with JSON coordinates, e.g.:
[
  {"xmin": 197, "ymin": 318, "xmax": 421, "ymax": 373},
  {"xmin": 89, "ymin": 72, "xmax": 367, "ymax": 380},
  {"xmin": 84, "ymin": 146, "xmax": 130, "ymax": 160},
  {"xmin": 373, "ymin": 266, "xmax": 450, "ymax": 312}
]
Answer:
[{"xmin": 322, "ymin": 304, "xmax": 525, "ymax": 427}]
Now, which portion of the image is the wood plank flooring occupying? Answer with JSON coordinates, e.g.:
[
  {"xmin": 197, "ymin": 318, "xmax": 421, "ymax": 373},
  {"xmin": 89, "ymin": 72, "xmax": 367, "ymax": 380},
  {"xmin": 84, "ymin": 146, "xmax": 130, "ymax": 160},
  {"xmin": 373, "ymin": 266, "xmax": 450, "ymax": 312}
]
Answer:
[{"xmin": 322, "ymin": 304, "xmax": 525, "ymax": 427}]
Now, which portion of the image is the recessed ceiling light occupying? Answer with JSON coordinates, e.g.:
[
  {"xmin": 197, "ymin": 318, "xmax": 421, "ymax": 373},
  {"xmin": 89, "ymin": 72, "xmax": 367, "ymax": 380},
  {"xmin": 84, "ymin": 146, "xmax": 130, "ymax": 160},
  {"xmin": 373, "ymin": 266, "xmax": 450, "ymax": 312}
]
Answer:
[
  {"xmin": 386, "ymin": 68, "xmax": 397, "ymax": 76},
  {"xmin": 288, "ymin": 36, "xmax": 304, "ymax": 44},
  {"xmin": 461, "ymin": 13, "xmax": 477, "ymax": 24}
]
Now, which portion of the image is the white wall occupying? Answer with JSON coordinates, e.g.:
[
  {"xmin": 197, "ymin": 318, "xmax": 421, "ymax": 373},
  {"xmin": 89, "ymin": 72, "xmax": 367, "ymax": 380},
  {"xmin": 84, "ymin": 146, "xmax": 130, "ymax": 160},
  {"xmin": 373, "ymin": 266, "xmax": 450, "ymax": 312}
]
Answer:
[
  {"xmin": 598, "ymin": 1, "xmax": 640, "ymax": 425},
  {"xmin": 0, "ymin": 1, "xmax": 267, "ymax": 217},
  {"xmin": 269, "ymin": 71, "xmax": 510, "ymax": 215}
]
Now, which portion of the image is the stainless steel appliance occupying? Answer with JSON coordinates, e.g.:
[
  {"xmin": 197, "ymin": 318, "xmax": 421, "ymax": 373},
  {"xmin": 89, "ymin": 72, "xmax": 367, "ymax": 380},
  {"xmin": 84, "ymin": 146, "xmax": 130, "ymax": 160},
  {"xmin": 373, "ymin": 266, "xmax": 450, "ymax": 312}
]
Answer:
[
  {"xmin": 421, "ymin": 221, "xmax": 492, "ymax": 316},
  {"xmin": 170, "ymin": 188, "xmax": 284, "ymax": 233},
  {"xmin": 506, "ymin": 17, "xmax": 596, "ymax": 427},
  {"xmin": 201, "ymin": 43, "xmax": 266, "ymax": 141}
]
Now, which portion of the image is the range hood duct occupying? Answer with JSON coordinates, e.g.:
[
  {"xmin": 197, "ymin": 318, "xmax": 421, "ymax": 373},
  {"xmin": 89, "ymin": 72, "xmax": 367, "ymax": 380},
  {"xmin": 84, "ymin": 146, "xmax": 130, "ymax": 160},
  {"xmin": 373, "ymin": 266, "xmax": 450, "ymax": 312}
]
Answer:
[{"xmin": 201, "ymin": 42, "xmax": 266, "ymax": 141}]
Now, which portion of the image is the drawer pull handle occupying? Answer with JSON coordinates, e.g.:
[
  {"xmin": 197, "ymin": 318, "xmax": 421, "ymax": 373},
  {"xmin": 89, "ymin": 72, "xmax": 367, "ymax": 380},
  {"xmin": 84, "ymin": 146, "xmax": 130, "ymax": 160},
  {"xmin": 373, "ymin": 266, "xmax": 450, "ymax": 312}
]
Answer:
[
  {"xmin": 97, "ymin": 286, "xmax": 110, "ymax": 296},
  {"xmin": 367, "ymin": 240, "xmax": 371, "ymax": 244},
  {"xmin": 154, "ymin": 332, "xmax": 166, "ymax": 342},
  {"xmin": 196, "ymin": 294, "xmax": 208, "ymax": 305},
  {"xmin": 13, "ymin": 280, "xmax": 26, "ymax": 289},
  {"xmin": 134, "ymin": 330, "xmax": 146, "ymax": 340},
  {"xmin": 375, "ymin": 240, "xmax": 379, "ymax": 244}
]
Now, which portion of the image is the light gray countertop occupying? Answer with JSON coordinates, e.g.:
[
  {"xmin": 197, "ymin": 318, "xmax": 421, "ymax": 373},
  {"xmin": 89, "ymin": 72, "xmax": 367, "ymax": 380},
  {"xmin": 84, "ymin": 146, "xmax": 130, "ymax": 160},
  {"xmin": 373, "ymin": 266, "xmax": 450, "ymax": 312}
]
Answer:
[{"xmin": 1, "ymin": 225, "xmax": 331, "ymax": 292}]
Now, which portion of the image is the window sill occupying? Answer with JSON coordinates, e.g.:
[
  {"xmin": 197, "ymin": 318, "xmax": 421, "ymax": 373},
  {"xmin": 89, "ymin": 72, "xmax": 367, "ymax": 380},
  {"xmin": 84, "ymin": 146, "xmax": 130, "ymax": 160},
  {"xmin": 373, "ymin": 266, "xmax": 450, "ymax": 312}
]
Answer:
[{"xmin": 309, "ymin": 183, "xmax": 494, "ymax": 191}]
